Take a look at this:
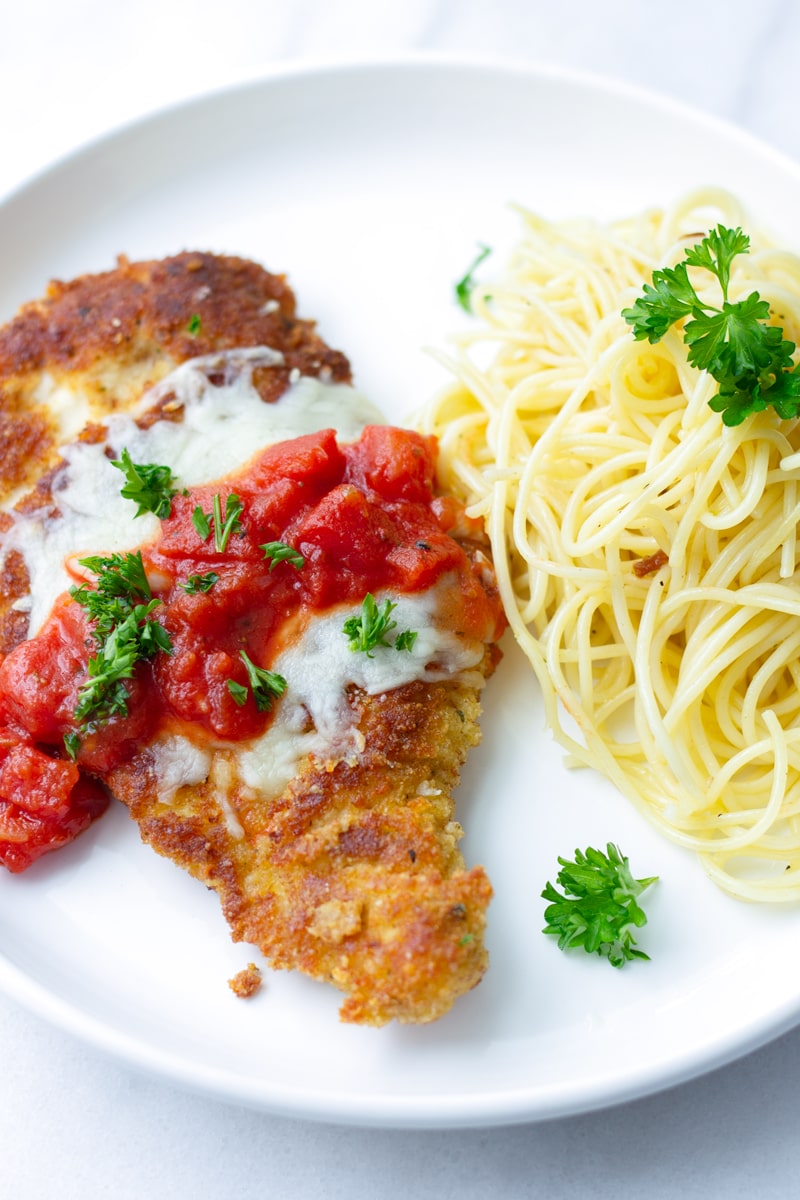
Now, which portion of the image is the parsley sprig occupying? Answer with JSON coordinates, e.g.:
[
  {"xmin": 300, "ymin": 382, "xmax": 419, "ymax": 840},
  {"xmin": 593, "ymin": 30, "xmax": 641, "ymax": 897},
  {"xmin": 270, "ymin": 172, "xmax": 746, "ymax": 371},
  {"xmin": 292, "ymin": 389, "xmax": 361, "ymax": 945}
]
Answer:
[
  {"xmin": 622, "ymin": 224, "xmax": 800, "ymax": 426},
  {"xmin": 192, "ymin": 493, "xmax": 245, "ymax": 552},
  {"xmin": 111, "ymin": 449, "xmax": 178, "ymax": 519},
  {"xmin": 69, "ymin": 552, "xmax": 172, "ymax": 741},
  {"xmin": 343, "ymin": 594, "xmax": 418, "ymax": 657},
  {"xmin": 239, "ymin": 650, "xmax": 286, "ymax": 711},
  {"xmin": 542, "ymin": 844, "xmax": 658, "ymax": 968}
]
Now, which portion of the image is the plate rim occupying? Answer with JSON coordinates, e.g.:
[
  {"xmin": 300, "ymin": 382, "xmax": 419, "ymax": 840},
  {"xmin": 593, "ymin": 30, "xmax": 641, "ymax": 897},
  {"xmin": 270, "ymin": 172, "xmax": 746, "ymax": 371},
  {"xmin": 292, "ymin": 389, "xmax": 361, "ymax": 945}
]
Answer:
[
  {"xmin": 3, "ymin": 53, "xmax": 800, "ymax": 1128},
  {"xmin": 4, "ymin": 51, "xmax": 800, "ymax": 210}
]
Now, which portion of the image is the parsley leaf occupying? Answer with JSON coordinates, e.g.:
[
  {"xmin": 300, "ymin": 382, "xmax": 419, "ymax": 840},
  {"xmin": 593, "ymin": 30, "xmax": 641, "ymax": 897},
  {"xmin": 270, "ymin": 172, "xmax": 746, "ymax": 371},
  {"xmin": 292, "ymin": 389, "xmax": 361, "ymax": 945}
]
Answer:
[
  {"xmin": 622, "ymin": 224, "xmax": 800, "ymax": 426},
  {"xmin": 683, "ymin": 223, "xmax": 750, "ymax": 293},
  {"xmin": 260, "ymin": 541, "xmax": 305, "ymax": 571},
  {"xmin": 180, "ymin": 571, "xmax": 219, "ymax": 594},
  {"xmin": 343, "ymin": 594, "xmax": 419, "ymax": 657},
  {"xmin": 622, "ymin": 261, "xmax": 697, "ymax": 341},
  {"xmin": 394, "ymin": 629, "xmax": 418, "ymax": 652},
  {"xmin": 192, "ymin": 506, "xmax": 211, "ymax": 540},
  {"xmin": 187, "ymin": 312, "xmax": 202, "ymax": 336},
  {"xmin": 227, "ymin": 679, "xmax": 249, "ymax": 707},
  {"xmin": 111, "ymin": 449, "xmax": 178, "ymax": 519},
  {"xmin": 455, "ymin": 243, "xmax": 491, "ymax": 313},
  {"xmin": 542, "ymin": 843, "xmax": 658, "ymax": 968}
]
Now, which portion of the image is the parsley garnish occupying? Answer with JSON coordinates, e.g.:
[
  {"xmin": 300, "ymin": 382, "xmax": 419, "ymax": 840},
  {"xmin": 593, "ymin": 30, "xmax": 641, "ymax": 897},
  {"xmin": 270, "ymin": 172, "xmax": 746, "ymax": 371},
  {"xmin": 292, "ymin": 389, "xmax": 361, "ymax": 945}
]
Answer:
[
  {"xmin": 111, "ymin": 449, "xmax": 178, "ymax": 519},
  {"xmin": 260, "ymin": 541, "xmax": 305, "ymax": 571},
  {"xmin": 542, "ymin": 844, "xmax": 658, "ymax": 968},
  {"xmin": 180, "ymin": 571, "xmax": 219, "ymax": 594},
  {"xmin": 73, "ymin": 601, "xmax": 169, "ymax": 725},
  {"xmin": 343, "ymin": 594, "xmax": 418, "ymax": 657},
  {"xmin": 227, "ymin": 651, "xmax": 287, "ymax": 712},
  {"xmin": 622, "ymin": 225, "xmax": 800, "ymax": 426},
  {"xmin": 71, "ymin": 551, "xmax": 153, "ymax": 634},
  {"xmin": 69, "ymin": 552, "xmax": 172, "ymax": 730},
  {"xmin": 192, "ymin": 493, "xmax": 245, "ymax": 552},
  {"xmin": 455, "ymin": 243, "xmax": 491, "ymax": 313},
  {"xmin": 187, "ymin": 312, "xmax": 202, "ymax": 336}
]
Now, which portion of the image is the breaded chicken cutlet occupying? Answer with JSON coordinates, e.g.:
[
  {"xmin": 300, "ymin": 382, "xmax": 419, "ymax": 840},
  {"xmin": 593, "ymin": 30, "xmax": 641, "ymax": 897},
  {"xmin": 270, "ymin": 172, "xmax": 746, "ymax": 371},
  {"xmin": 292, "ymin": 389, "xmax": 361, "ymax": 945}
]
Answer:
[{"xmin": 0, "ymin": 253, "xmax": 505, "ymax": 1025}]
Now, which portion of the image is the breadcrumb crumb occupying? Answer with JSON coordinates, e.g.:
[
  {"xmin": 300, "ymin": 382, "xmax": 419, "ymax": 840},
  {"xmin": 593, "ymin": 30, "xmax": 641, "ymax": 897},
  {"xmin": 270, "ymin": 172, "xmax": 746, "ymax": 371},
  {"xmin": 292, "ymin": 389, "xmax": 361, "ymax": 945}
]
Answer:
[{"xmin": 228, "ymin": 963, "xmax": 262, "ymax": 998}]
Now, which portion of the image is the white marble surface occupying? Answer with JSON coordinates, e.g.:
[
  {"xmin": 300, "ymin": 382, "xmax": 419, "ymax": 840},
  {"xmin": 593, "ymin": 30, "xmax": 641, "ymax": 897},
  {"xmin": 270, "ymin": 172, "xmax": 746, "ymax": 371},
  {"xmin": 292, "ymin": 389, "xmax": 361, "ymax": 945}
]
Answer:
[{"xmin": 3, "ymin": 2, "xmax": 800, "ymax": 1196}]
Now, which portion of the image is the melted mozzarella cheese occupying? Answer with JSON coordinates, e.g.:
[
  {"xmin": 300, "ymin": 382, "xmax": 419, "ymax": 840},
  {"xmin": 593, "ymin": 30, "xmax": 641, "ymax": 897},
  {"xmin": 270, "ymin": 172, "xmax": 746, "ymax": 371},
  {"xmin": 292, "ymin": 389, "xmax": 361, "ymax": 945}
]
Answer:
[
  {"xmin": 140, "ymin": 586, "xmax": 486, "ymax": 821},
  {"xmin": 149, "ymin": 735, "xmax": 212, "ymax": 802},
  {"xmin": 237, "ymin": 586, "xmax": 487, "ymax": 799},
  {"xmin": 34, "ymin": 373, "xmax": 92, "ymax": 441},
  {"xmin": 2, "ymin": 348, "xmax": 383, "ymax": 636},
  {"xmin": 113, "ymin": 347, "xmax": 383, "ymax": 485}
]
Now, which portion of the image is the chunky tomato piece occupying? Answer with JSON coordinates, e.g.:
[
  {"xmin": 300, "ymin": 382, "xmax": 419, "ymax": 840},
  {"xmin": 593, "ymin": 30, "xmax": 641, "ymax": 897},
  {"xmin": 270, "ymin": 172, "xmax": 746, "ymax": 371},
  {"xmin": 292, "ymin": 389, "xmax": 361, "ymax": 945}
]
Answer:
[
  {"xmin": 0, "ymin": 741, "xmax": 78, "ymax": 814},
  {"xmin": 292, "ymin": 484, "xmax": 400, "ymax": 599},
  {"xmin": 247, "ymin": 428, "xmax": 345, "ymax": 491},
  {"xmin": 345, "ymin": 425, "xmax": 437, "ymax": 504},
  {"xmin": 0, "ymin": 599, "xmax": 156, "ymax": 773},
  {"xmin": 156, "ymin": 644, "xmax": 266, "ymax": 739},
  {"xmin": 0, "ymin": 600, "xmax": 88, "ymax": 743},
  {"xmin": 0, "ymin": 734, "xmax": 109, "ymax": 873}
]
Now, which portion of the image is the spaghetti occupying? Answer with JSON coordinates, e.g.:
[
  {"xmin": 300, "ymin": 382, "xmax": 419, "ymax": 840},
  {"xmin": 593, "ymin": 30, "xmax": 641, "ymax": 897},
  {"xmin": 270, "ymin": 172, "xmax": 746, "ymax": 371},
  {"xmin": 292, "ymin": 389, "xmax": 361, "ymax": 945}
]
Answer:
[{"xmin": 417, "ymin": 188, "xmax": 800, "ymax": 901}]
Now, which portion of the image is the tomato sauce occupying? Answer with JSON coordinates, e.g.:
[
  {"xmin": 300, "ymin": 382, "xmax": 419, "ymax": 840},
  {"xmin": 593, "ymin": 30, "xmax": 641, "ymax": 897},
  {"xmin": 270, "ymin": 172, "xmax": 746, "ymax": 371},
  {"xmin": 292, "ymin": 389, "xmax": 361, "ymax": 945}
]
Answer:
[{"xmin": 0, "ymin": 425, "xmax": 503, "ymax": 872}]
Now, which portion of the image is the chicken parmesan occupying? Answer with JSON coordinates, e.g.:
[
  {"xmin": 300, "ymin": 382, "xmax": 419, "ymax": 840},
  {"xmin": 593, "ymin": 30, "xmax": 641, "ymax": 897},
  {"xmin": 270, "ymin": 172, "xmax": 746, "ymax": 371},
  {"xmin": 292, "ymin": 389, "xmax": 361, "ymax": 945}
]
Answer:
[{"xmin": 0, "ymin": 252, "xmax": 505, "ymax": 1025}]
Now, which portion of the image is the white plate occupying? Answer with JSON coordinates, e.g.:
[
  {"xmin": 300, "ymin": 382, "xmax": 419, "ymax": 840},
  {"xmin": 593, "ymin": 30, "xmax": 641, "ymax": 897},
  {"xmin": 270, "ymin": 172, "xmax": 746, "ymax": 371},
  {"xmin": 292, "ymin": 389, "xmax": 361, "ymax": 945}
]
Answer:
[{"xmin": 3, "ymin": 58, "xmax": 800, "ymax": 1129}]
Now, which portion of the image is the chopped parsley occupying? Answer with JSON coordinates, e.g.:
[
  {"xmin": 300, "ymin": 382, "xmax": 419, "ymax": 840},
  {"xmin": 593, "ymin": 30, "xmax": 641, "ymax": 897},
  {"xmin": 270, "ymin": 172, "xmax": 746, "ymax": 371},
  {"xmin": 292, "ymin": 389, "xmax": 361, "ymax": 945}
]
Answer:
[
  {"xmin": 542, "ymin": 843, "xmax": 658, "ymax": 968},
  {"xmin": 192, "ymin": 493, "xmax": 245, "ymax": 553},
  {"xmin": 69, "ymin": 551, "xmax": 172, "ymax": 736},
  {"xmin": 111, "ymin": 448, "xmax": 178, "ymax": 520},
  {"xmin": 63, "ymin": 731, "xmax": 81, "ymax": 762},
  {"xmin": 187, "ymin": 312, "xmax": 202, "ymax": 336},
  {"xmin": 71, "ymin": 551, "xmax": 153, "ymax": 634},
  {"xmin": 260, "ymin": 541, "xmax": 305, "ymax": 571},
  {"xmin": 394, "ymin": 628, "xmax": 418, "ymax": 652},
  {"xmin": 180, "ymin": 571, "xmax": 219, "ymax": 594},
  {"xmin": 239, "ymin": 650, "xmax": 286, "ymax": 711},
  {"xmin": 622, "ymin": 224, "xmax": 800, "ymax": 426},
  {"xmin": 343, "ymin": 594, "xmax": 418, "ymax": 657}
]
